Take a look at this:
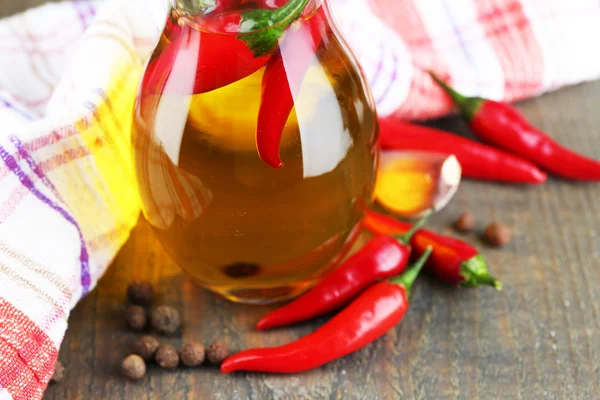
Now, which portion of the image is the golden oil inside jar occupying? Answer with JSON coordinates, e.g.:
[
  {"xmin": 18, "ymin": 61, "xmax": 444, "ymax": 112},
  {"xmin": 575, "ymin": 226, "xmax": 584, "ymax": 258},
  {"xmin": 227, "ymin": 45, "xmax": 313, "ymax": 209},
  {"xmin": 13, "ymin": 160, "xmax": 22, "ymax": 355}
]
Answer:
[{"xmin": 132, "ymin": 12, "xmax": 378, "ymax": 304}]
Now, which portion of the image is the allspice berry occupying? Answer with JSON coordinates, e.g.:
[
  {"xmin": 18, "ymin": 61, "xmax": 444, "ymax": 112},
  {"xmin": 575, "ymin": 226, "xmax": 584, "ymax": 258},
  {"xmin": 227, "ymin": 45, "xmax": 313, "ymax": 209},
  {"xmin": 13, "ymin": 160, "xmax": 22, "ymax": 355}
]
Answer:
[
  {"xmin": 125, "ymin": 305, "xmax": 147, "ymax": 331},
  {"xmin": 127, "ymin": 281, "xmax": 153, "ymax": 306},
  {"xmin": 180, "ymin": 342, "xmax": 205, "ymax": 367},
  {"xmin": 121, "ymin": 354, "xmax": 146, "ymax": 381},
  {"xmin": 151, "ymin": 305, "xmax": 180, "ymax": 335},
  {"xmin": 50, "ymin": 361, "xmax": 65, "ymax": 383},
  {"xmin": 455, "ymin": 212, "xmax": 476, "ymax": 233},
  {"xmin": 156, "ymin": 344, "xmax": 180, "ymax": 369},
  {"xmin": 484, "ymin": 222, "xmax": 512, "ymax": 247},
  {"xmin": 206, "ymin": 341, "xmax": 230, "ymax": 365},
  {"xmin": 134, "ymin": 335, "xmax": 160, "ymax": 361}
]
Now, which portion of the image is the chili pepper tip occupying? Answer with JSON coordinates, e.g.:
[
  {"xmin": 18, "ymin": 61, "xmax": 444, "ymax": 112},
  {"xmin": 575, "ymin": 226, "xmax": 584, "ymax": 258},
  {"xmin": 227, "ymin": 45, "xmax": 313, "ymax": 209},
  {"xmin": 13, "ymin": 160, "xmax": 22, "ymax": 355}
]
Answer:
[
  {"xmin": 531, "ymin": 169, "xmax": 548, "ymax": 184},
  {"xmin": 259, "ymin": 155, "xmax": 284, "ymax": 169},
  {"xmin": 221, "ymin": 357, "xmax": 234, "ymax": 373},
  {"xmin": 389, "ymin": 246, "xmax": 433, "ymax": 298},
  {"xmin": 459, "ymin": 255, "xmax": 502, "ymax": 290}
]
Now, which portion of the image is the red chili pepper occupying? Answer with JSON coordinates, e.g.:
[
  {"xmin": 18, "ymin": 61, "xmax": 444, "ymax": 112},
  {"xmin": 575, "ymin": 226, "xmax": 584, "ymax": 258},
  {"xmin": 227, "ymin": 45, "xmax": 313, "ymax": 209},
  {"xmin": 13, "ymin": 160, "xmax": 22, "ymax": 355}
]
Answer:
[
  {"xmin": 256, "ymin": 215, "xmax": 428, "ymax": 330},
  {"xmin": 430, "ymin": 73, "xmax": 600, "ymax": 181},
  {"xmin": 163, "ymin": 1, "xmax": 245, "ymax": 41},
  {"xmin": 363, "ymin": 210, "xmax": 501, "ymax": 289},
  {"xmin": 221, "ymin": 248, "xmax": 432, "ymax": 374},
  {"xmin": 243, "ymin": 0, "xmax": 287, "ymax": 9},
  {"xmin": 142, "ymin": 0, "xmax": 310, "ymax": 96},
  {"xmin": 378, "ymin": 118, "xmax": 547, "ymax": 184},
  {"xmin": 256, "ymin": 9, "xmax": 325, "ymax": 168},
  {"xmin": 214, "ymin": 0, "xmax": 243, "ymax": 12},
  {"xmin": 164, "ymin": 9, "xmax": 182, "ymax": 41}
]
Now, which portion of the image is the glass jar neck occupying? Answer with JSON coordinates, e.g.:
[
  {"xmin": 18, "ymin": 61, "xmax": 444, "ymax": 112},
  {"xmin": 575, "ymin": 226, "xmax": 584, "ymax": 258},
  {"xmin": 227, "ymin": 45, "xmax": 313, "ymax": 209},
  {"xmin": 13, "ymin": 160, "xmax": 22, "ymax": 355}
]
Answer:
[
  {"xmin": 171, "ymin": 0, "xmax": 214, "ymax": 14},
  {"xmin": 171, "ymin": 0, "xmax": 325, "ymax": 16}
]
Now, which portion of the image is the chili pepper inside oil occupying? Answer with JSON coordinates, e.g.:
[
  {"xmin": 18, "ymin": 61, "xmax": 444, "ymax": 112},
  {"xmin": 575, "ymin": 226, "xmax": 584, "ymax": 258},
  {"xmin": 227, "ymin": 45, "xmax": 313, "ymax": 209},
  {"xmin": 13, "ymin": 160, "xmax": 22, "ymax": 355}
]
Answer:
[{"xmin": 132, "ymin": 0, "xmax": 378, "ymax": 304}]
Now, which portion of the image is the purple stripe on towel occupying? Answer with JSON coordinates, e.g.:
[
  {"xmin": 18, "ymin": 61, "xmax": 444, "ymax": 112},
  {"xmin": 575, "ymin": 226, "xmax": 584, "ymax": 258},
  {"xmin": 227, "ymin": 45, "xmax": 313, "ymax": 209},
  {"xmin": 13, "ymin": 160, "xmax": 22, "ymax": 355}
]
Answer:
[
  {"xmin": 86, "ymin": 1, "xmax": 97, "ymax": 17},
  {"xmin": 376, "ymin": 51, "xmax": 398, "ymax": 105},
  {"xmin": 72, "ymin": 0, "xmax": 90, "ymax": 30},
  {"xmin": 10, "ymin": 136, "xmax": 59, "ymax": 195},
  {"xmin": 441, "ymin": 0, "xmax": 480, "ymax": 85},
  {"xmin": 0, "ymin": 143, "xmax": 91, "ymax": 294},
  {"xmin": 0, "ymin": 97, "xmax": 35, "ymax": 121},
  {"xmin": 369, "ymin": 43, "xmax": 386, "ymax": 92}
]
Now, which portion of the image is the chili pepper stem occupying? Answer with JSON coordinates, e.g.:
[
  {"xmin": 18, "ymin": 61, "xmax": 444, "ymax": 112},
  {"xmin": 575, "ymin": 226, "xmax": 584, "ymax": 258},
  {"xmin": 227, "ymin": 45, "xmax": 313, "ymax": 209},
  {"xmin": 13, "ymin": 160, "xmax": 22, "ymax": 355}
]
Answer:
[
  {"xmin": 269, "ymin": 0, "xmax": 310, "ymax": 22},
  {"xmin": 428, "ymin": 71, "xmax": 483, "ymax": 122},
  {"xmin": 393, "ymin": 213, "xmax": 431, "ymax": 245},
  {"xmin": 239, "ymin": 0, "xmax": 311, "ymax": 57},
  {"xmin": 460, "ymin": 254, "xmax": 503, "ymax": 290},
  {"xmin": 389, "ymin": 246, "xmax": 433, "ymax": 298}
]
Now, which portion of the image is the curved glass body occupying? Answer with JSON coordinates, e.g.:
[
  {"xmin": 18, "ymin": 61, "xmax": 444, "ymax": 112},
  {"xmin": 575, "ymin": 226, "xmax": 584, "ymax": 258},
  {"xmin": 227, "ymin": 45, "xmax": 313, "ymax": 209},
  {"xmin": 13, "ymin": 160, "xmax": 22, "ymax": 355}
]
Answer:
[{"xmin": 132, "ymin": 0, "xmax": 378, "ymax": 303}]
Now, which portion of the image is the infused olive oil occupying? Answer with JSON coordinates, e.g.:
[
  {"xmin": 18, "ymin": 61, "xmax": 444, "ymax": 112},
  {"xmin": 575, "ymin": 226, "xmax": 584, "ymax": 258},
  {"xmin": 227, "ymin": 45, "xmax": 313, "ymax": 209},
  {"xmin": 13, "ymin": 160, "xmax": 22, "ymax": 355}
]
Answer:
[{"xmin": 132, "ymin": 2, "xmax": 378, "ymax": 303}]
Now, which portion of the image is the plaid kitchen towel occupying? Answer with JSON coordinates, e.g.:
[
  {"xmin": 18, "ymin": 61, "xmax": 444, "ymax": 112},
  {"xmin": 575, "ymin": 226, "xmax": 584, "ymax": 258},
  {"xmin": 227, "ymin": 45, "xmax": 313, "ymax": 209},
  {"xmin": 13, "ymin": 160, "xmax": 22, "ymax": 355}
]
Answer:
[{"xmin": 1, "ymin": 0, "xmax": 600, "ymax": 397}]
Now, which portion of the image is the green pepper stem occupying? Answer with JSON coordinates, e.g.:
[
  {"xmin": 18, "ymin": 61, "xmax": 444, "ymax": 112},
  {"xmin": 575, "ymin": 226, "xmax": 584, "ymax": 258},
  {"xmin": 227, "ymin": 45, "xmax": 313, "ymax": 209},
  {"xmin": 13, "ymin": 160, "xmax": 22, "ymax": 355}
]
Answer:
[
  {"xmin": 460, "ymin": 254, "xmax": 503, "ymax": 290},
  {"xmin": 241, "ymin": 0, "xmax": 310, "ymax": 30},
  {"xmin": 270, "ymin": 0, "xmax": 311, "ymax": 23},
  {"xmin": 389, "ymin": 246, "xmax": 433, "ymax": 298},
  {"xmin": 239, "ymin": 0, "xmax": 311, "ymax": 57},
  {"xmin": 475, "ymin": 272, "xmax": 503, "ymax": 290},
  {"xmin": 428, "ymin": 71, "xmax": 484, "ymax": 122},
  {"xmin": 393, "ymin": 213, "xmax": 431, "ymax": 245}
]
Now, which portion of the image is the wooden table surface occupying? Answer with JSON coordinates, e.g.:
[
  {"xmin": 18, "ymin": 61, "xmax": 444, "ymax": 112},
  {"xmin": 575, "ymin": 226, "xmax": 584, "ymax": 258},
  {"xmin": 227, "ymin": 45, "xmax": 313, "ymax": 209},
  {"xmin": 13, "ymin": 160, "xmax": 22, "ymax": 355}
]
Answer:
[{"xmin": 3, "ymin": 1, "xmax": 600, "ymax": 399}]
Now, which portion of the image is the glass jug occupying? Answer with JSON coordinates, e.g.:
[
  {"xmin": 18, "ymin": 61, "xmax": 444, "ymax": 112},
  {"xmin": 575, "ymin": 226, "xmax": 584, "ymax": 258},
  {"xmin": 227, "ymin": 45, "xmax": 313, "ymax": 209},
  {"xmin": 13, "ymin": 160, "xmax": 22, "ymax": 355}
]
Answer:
[{"xmin": 132, "ymin": 0, "xmax": 378, "ymax": 304}]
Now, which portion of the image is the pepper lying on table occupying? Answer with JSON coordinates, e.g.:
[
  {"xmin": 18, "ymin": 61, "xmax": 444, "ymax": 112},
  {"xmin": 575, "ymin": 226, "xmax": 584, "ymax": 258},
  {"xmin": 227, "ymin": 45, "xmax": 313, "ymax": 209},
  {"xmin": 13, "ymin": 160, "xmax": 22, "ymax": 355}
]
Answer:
[
  {"xmin": 363, "ymin": 211, "xmax": 502, "ymax": 289},
  {"xmin": 256, "ymin": 216, "xmax": 428, "ymax": 331},
  {"xmin": 430, "ymin": 72, "xmax": 600, "ymax": 181},
  {"xmin": 222, "ymin": 248, "xmax": 433, "ymax": 374},
  {"xmin": 378, "ymin": 118, "xmax": 547, "ymax": 184},
  {"xmin": 221, "ymin": 211, "xmax": 501, "ymax": 373}
]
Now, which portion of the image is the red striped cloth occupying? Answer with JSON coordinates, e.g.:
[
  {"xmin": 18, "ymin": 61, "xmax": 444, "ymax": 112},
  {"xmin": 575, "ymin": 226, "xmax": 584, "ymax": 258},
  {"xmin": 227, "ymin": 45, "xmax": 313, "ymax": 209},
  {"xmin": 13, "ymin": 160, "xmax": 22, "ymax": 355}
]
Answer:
[{"xmin": 332, "ymin": 0, "xmax": 600, "ymax": 119}]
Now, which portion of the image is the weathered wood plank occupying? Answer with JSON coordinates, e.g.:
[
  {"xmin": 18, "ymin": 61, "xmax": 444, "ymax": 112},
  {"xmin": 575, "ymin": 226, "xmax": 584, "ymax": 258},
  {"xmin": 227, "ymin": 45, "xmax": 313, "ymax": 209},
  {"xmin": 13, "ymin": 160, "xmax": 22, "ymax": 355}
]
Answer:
[{"xmin": 43, "ymin": 83, "xmax": 600, "ymax": 400}]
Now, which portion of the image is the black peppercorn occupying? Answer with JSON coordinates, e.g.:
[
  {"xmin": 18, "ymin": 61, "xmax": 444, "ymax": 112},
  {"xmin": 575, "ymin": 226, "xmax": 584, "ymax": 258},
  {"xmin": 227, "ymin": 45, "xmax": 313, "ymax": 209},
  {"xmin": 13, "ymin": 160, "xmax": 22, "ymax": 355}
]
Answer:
[
  {"xmin": 125, "ymin": 305, "xmax": 147, "ymax": 331},
  {"xmin": 181, "ymin": 342, "xmax": 205, "ymax": 367},
  {"xmin": 127, "ymin": 281, "xmax": 153, "ymax": 306},
  {"xmin": 121, "ymin": 354, "xmax": 146, "ymax": 381},
  {"xmin": 206, "ymin": 341, "xmax": 230, "ymax": 365},
  {"xmin": 156, "ymin": 344, "xmax": 179, "ymax": 369},
  {"xmin": 151, "ymin": 306, "xmax": 180, "ymax": 335},
  {"xmin": 134, "ymin": 335, "xmax": 160, "ymax": 361}
]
